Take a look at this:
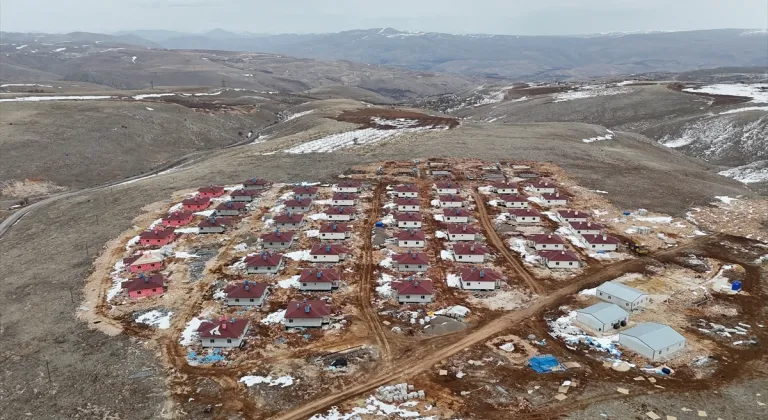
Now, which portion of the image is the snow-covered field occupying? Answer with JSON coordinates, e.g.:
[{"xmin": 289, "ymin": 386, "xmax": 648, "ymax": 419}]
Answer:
[
  {"xmin": 0, "ymin": 95, "xmax": 114, "ymax": 102},
  {"xmin": 136, "ymin": 310, "xmax": 173, "ymax": 329},
  {"xmin": 718, "ymin": 161, "xmax": 768, "ymax": 184},
  {"xmin": 508, "ymin": 238, "xmax": 540, "ymax": 264},
  {"xmin": 179, "ymin": 317, "xmax": 203, "ymax": 346},
  {"xmin": 281, "ymin": 109, "xmax": 314, "ymax": 122},
  {"xmin": 240, "ymin": 375, "xmax": 295, "ymax": 387},
  {"xmin": 553, "ymin": 86, "xmax": 631, "ymax": 102},
  {"xmin": 549, "ymin": 311, "xmax": 621, "ymax": 356},
  {"xmin": 261, "ymin": 309, "xmax": 286, "ymax": 325},
  {"xmin": 683, "ymin": 83, "xmax": 768, "ymax": 103},
  {"xmin": 583, "ymin": 129, "xmax": 615, "ymax": 143},
  {"xmin": 309, "ymin": 397, "xmax": 437, "ymax": 420}
]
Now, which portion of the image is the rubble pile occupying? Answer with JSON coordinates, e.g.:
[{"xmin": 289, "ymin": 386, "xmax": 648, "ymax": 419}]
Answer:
[
  {"xmin": 696, "ymin": 319, "xmax": 759, "ymax": 346},
  {"xmin": 376, "ymin": 383, "xmax": 425, "ymax": 403}
]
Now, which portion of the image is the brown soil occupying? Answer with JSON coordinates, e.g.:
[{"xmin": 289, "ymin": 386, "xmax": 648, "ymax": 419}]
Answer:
[
  {"xmin": 334, "ymin": 108, "xmax": 459, "ymax": 129},
  {"xmin": 505, "ymin": 85, "xmax": 573, "ymax": 98}
]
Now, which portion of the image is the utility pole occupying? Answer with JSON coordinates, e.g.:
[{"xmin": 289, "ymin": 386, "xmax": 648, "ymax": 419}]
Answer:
[
  {"xmin": 221, "ymin": 79, "xmax": 226, "ymax": 88},
  {"xmin": 150, "ymin": 80, "xmax": 154, "ymax": 90}
]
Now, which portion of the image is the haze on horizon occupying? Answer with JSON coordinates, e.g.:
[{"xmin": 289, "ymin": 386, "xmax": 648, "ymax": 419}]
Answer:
[{"xmin": 1, "ymin": 0, "xmax": 766, "ymax": 36}]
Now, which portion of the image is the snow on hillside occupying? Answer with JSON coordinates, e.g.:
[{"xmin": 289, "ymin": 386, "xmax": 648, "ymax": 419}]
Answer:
[
  {"xmin": 659, "ymin": 114, "xmax": 768, "ymax": 161},
  {"xmin": 0, "ymin": 95, "xmax": 114, "ymax": 102},
  {"xmin": 719, "ymin": 161, "xmax": 768, "ymax": 184},
  {"xmin": 553, "ymin": 86, "xmax": 631, "ymax": 102},
  {"xmin": 684, "ymin": 83, "xmax": 768, "ymax": 103},
  {"xmin": 281, "ymin": 109, "xmax": 314, "ymax": 122}
]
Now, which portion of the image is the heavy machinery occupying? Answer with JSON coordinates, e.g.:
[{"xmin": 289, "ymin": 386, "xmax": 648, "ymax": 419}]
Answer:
[{"xmin": 629, "ymin": 240, "xmax": 649, "ymax": 255}]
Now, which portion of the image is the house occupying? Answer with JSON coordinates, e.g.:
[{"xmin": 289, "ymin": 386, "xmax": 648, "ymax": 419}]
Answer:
[
  {"xmin": 284, "ymin": 300, "xmax": 332, "ymax": 328},
  {"xmin": 128, "ymin": 253, "xmax": 164, "ymax": 273},
  {"xmin": 434, "ymin": 181, "xmax": 459, "ymax": 195},
  {"xmin": 215, "ymin": 201, "xmax": 247, "ymax": 217},
  {"xmin": 260, "ymin": 230, "xmax": 295, "ymax": 249},
  {"xmin": 529, "ymin": 180, "xmax": 557, "ymax": 194},
  {"xmin": 499, "ymin": 194, "xmax": 529, "ymax": 209},
  {"xmin": 459, "ymin": 267, "xmax": 502, "ymax": 290},
  {"xmin": 493, "ymin": 182, "xmax": 518, "ymax": 194},
  {"xmin": 198, "ymin": 216, "xmax": 232, "ymax": 234},
  {"xmin": 541, "ymin": 192, "xmax": 568, "ymax": 206},
  {"xmin": 529, "ymin": 234, "xmax": 565, "ymax": 251},
  {"xmin": 395, "ymin": 212, "xmax": 423, "ymax": 228},
  {"xmin": 575, "ymin": 302, "xmax": 629, "ymax": 334},
  {"xmin": 619, "ymin": 323, "xmax": 687, "ymax": 361},
  {"xmin": 331, "ymin": 192, "xmax": 357, "ymax": 206},
  {"xmin": 336, "ymin": 180, "xmax": 361, "ymax": 193},
  {"xmin": 324, "ymin": 206, "xmax": 356, "ymax": 221},
  {"xmin": 596, "ymin": 282, "xmax": 649, "ymax": 310},
  {"xmin": 395, "ymin": 197, "xmax": 421, "ymax": 212},
  {"xmin": 273, "ymin": 213, "xmax": 305, "ymax": 230},
  {"xmin": 284, "ymin": 198, "xmax": 312, "ymax": 213},
  {"xmin": 557, "ymin": 210, "xmax": 589, "ymax": 223},
  {"xmin": 395, "ymin": 230, "xmax": 426, "ymax": 248},
  {"xmin": 162, "ymin": 211, "xmax": 193, "ymax": 227},
  {"xmin": 392, "ymin": 251, "xmax": 430, "ymax": 272},
  {"xmin": 224, "ymin": 280, "xmax": 269, "ymax": 306},
  {"xmin": 292, "ymin": 185, "xmax": 319, "ymax": 199},
  {"xmin": 197, "ymin": 185, "xmax": 225, "ymax": 198},
  {"xmin": 452, "ymin": 243, "xmax": 488, "ymax": 263},
  {"xmin": 443, "ymin": 208, "xmax": 472, "ymax": 223},
  {"xmin": 394, "ymin": 184, "xmax": 419, "ymax": 198},
  {"xmin": 439, "ymin": 194, "xmax": 464, "ymax": 208},
  {"xmin": 510, "ymin": 208, "xmax": 541, "ymax": 223},
  {"xmin": 230, "ymin": 189, "xmax": 260, "ymax": 202},
  {"xmin": 243, "ymin": 178, "xmax": 270, "ymax": 190},
  {"xmin": 182, "ymin": 196, "xmax": 211, "ymax": 212},
  {"xmin": 309, "ymin": 244, "xmax": 349, "ymax": 263},
  {"xmin": 569, "ymin": 221, "xmax": 603, "ymax": 236},
  {"xmin": 392, "ymin": 279, "xmax": 434, "ymax": 304},
  {"xmin": 447, "ymin": 224, "xmax": 479, "ymax": 241},
  {"xmin": 198, "ymin": 318, "xmax": 250, "ymax": 348},
  {"xmin": 583, "ymin": 234, "xmax": 621, "ymax": 251},
  {"xmin": 298, "ymin": 268, "xmax": 341, "ymax": 291},
  {"xmin": 538, "ymin": 250, "xmax": 582, "ymax": 269},
  {"xmin": 319, "ymin": 223, "xmax": 352, "ymax": 241},
  {"xmin": 139, "ymin": 227, "xmax": 176, "ymax": 247},
  {"xmin": 245, "ymin": 252, "xmax": 284, "ymax": 274},
  {"xmin": 121, "ymin": 274, "xmax": 165, "ymax": 299}
]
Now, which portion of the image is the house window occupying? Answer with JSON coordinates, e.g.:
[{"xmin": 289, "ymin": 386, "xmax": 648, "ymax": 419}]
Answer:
[
  {"xmin": 137, "ymin": 291, "xmax": 142, "ymax": 295},
  {"xmin": 458, "ymin": 256, "xmax": 463, "ymax": 260},
  {"xmin": 227, "ymin": 339, "xmax": 232, "ymax": 343},
  {"xmin": 288, "ymin": 319, "xmax": 293, "ymax": 323},
  {"xmin": 418, "ymin": 265, "xmax": 422, "ymax": 268},
  {"xmin": 314, "ymin": 256, "xmax": 318, "ymax": 259},
  {"xmin": 210, "ymin": 339, "xmax": 215, "ymax": 343},
  {"xmin": 249, "ymin": 299, "xmax": 254, "ymax": 302},
  {"xmin": 555, "ymin": 262, "xmax": 560, "ymax": 266},
  {"xmin": 421, "ymin": 295, "xmax": 425, "ymax": 299}
]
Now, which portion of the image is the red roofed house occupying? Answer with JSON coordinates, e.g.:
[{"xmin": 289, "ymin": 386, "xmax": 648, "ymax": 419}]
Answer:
[
  {"xmin": 530, "ymin": 180, "xmax": 557, "ymax": 194},
  {"xmin": 198, "ymin": 318, "xmax": 250, "ymax": 348},
  {"xmin": 198, "ymin": 185, "xmax": 225, "ymax": 198},
  {"xmin": 493, "ymin": 182, "xmax": 518, "ymax": 195},
  {"xmin": 245, "ymin": 252, "xmax": 285, "ymax": 274},
  {"xmin": 394, "ymin": 184, "xmax": 419, "ymax": 198},
  {"xmin": 139, "ymin": 227, "xmax": 176, "ymax": 247},
  {"xmin": 293, "ymin": 185, "xmax": 319, "ymax": 199},
  {"xmin": 539, "ymin": 250, "xmax": 582, "ymax": 269},
  {"xmin": 325, "ymin": 206, "xmax": 356, "ymax": 221},
  {"xmin": 284, "ymin": 198, "xmax": 312, "ymax": 213},
  {"xmin": 162, "ymin": 211, "xmax": 193, "ymax": 227},
  {"xmin": 439, "ymin": 194, "xmax": 464, "ymax": 208},
  {"xmin": 128, "ymin": 253, "xmax": 164, "ymax": 273},
  {"xmin": 443, "ymin": 208, "xmax": 471, "ymax": 223},
  {"xmin": 273, "ymin": 213, "xmax": 305, "ymax": 230},
  {"xmin": 299, "ymin": 268, "xmax": 341, "ymax": 291},
  {"xmin": 243, "ymin": 178, "xmax": 270, "ymax": 190},
  {"xmin": 284, "ymin": 300, "xmax": 332, "ymax": 328},
  {"xmin": 542, "ymin": 192, "xmax": 568, "ymax": 206},
  {"xmin": 569, "ymin": 221, "xmax": 603, "ymax": 236},
  {"xmin": 499, "ymin": 194, "xmax": 529, "ymax": 209},
  {"xmin": 392, "ymin": 251, "xmax": 430, "ymax": 272},
  {"xmin": 447, "ymin": 224, "xmax": 479, "ymax": 241},
  {"xmin": 511, "ymin": 208, "xmax": 541, "ymax": 224},
  {"xmin": 459, "ymin": 267, "xmax": 502, "ymax": 290},
  {"xmin": 395, "ymin": 197, "xmax": 421, "ymax": 212},
  {"xmin": 182, "ymin": 196, "xmax": 211, "ymax": 212},
  {"xmin": 121, "ymin": 274, "xmax": 165, "ymax": 299},
  {"xmin": 434, "ymin": 181, "xmax": 459, "ymax": 195},
  {"xmin": 331, "ymin": 192, "xmax": 357, "ymax": 206},
  {"xmin": 336, "ymin": 180, "xmax": 361, "ymax": 193},
  {"xmin": 392, "ymin": 278, "xmax": 434, "ymax": 303},
  {"xmin": 260, "ymin": 230, "xmax": 295, "ymax": 249},
  {"xmin": 224, "ymin": 280, "xmax": 269, "ymax": 306},
  {"xmin": 319, "ymin": 223, "xmax": 352, "ymax": 241},
  {"xmin": 395, "ymin": 229, "xmax": 426, "ymax": 248},
  {"xmin": 395, "ymin": 212, "xmax": 423, "ymax": 228},
  {"xmin": 309, "ymin": 244, "xmax": 349, "ymax": 263},
  {"xmin": 558, "ymin": 210, "xmax": 589, "ymax": 223},
  {"xmin": 230, "ymin": 189, "xmax": 260, "ymax": 202},
  {"xmin": 529, "ymin": 234, "xmax": 566, "ymax": 251},
  {"xmin": 198, "ymin": 216, "xmax": 232, "ymax": 234},
  {"xmin": 215, "ymin": 201, "xmax": 247, "ymax": 217},
  {"xmin": 453, "ymin": 243, "xmax": 488, "ymax": 263},
  {"xmin": 583, "ymin": 234, "xmax": 621, "ymax": 251}
]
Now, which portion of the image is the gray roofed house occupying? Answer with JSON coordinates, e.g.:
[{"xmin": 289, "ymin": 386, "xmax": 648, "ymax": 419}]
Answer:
[
  {"xmin": 575, "ymin": 302, "xmax": 629, "ymax": 334},
  {"xmin": 619, "ymin": 323, "xmax": 687, "ymax": 361},
  {"xmin": 596, "ymin": 281, "xmax": 649, "ymax": 311}
]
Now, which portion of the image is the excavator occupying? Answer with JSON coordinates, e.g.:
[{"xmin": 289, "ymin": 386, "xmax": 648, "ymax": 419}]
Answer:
[{"xmin": 629, "ymin": 239, "xmax": 649, "ymax": 255}]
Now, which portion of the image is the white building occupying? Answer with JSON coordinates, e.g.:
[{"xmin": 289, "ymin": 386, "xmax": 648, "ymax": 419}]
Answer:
[
  {"xmin": 392, "ymin": 279, "xmax": 434, "ymax": 304},
  {"xmin": 224, "ymin": 281, "xmax": 269, "ymax": 307},
  {"xmin": 309, "ymin": 244, "xmax": 348, "ymax": 263},
  {"xmin": 583, "ymin": 235, "xmax": 621, "ymax": 251},
  {"xmin": 331, "ymin": 192, "xmax": 357, "ymax": 206},
  {"xmin": 434, "ymin": 181, "xmax": 460, "ymax": 195},
  {"xmin": 443, "ymin": 208, "xmax": 471, "ymax": 223},
  {"xmin": 447, "ymin": 224, "xmax": 479, "ymax": 241},
  {"xmin": 459, "ymin": 268, "xmax": 501, "ymax": 290},
  {"xmin": 395, "ymin": 198, "xmax": 420, "ymax": 212},
  {"xmin": 452, "ymin": 243, "xmax": 487, "ymax": 263},
  {"xmin": 596, "ymin": 281, "xmax": 649, "ymax": 311},
  {"xmin": 298, "ymin": 269, "xmax": 341, "ymax": 291},
  {"xmin": 319, "ymin": 223, "xmax": 352, "ymax": 241},
  {"xmin": 283, "ymin": 300, "xmax": 332, "ymax": 328},
  {"xmin": 500, "ymin": 194, "xmax": 528, "ymax": 209},
  {"xmin": 439, "ymin": 194, "xmax": 463, "ymax": 208},
  {"xmin": 575, "ymin": 302, "xmax": 629, "ymax": 334},
  {"xmin": 396, "ymin": 230, "xmax": 426, "ymax": 248},
  {"xmin": 198, "ymin": 319, "xmax": 250, "ymax": 348},
  {"xmin": 619, "ymin": 323, "xmax": 687, "ymax": 361}
]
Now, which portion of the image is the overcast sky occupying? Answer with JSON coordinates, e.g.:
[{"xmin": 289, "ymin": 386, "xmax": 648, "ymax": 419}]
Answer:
[{"xmin": 2, "ymin": 0, "xmax": 766, "ymax": 35}]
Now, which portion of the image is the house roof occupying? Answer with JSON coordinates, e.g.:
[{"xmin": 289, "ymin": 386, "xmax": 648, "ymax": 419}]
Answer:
[
  {"xmin": 320, "ymin": 223, "xmax": 351, "ymax": 233},
  {"xmin": 447, "ymin": 224, "xmax": 479, "ymax": 234},
  {"xmin": 394, "ymin": 197, "xmax": 421, "ymax": 206},
  {"xmin": 499, "ymin": 194, "xmax": 527, "ymax": 203},
  {"xmin": 198, "ymin": 186, "xmax": 224, "ymax": 194},
  {"xmin": 394, "ymin": 212, "xmax": 423, "ymax": 222},
  {"xmin": 542, "ymin": 192, "xmax": 566, "ymax": 201},
  {"xmin": 531, "ymin": 180, "xmax": 556, "ymax": 189},
  {"xmin": 453, "ymin": 243, "xmax": 488, "ymax": 255},
  {"xmin": 131, "ymin": 253, "xmax": 164, "ymax": 266},
  {"xmin": 393, "ymin": 252, "xmax": 430, "ymax": 265},
  {"xmin": 245, "ymin": 252, "xmax": 283, "ymax": 267},
  {"xmin": 395, "ymin": 230, "xmax": 426, "ymax": 240},
  {"xmin": 392, "ymin": 279, "xmax": 433, "ymax": 295},
  {"xmin": 197, "ymin": 319, "xmax": 250, "ymax": 339},
  {"xmin": 558, "ymin": 210, "xmax": 587, "ymax": 219},
  {"xmin": 597, "ymin": 281, "xmax": 647, "ymax": 302},
  {"xmin": 164, "ymin": 211, "xmax": 193, "ymax": 221},
  {"xmin": 140, "ymin": 228, "xmax": 175, "ymax": 241},
  {"xmin": 394, "ymin": 184, "xmax": 419, "ymax": 193},
  {"xmin": 274, "ymin": 213, "xmax": 305, "ymax": 224},
  {"xmin": 324, "ymin": 206, "xmax": 356, "ymax": 215},
  {"xmin": 292, "ymin": 186, "xmax": 319, "ymax": 194},
  {"xmin": 243, "ymin": 178, "xmax": 269, "ymax": 186},
  {"xmin": 284, "ymin": 198, "xmax": 312, "ymax": 207},
  {"xmin": 439, "ymin": 194, "xmax": 463, "ymax": 202},
  {"xmin": 337, "ymin": 180, "xmax": 361, "ymax": 188},
  {"xmin": 435, "ymin": 181, "xmax": 459, "ymax": 189},
  {"xmin": 198, "ymin": 217, "xmax": 232, "ymax": 228},
  {"xmin": 182, "ymin": 196, "xmax": 210, "ymax": 206},
  {"xmin": 260, "ymin": 231, "xmax": 295, "ymax": 242},
  {"xmin": 620, "ymin": 322, "xmax": 686, "ymax": 350},
  {"xmin": 231, "ymin": 189, "xmax": 259, "ymax": 197},
  {"xmin": 122, "ymin": 274, "xmax": 165, "ymax": 292},
  {"xmin": 577, "ymin": 302, "xmax": 629, "ymax": 324},
  {"xmin": 538, "ymin": 250, "xmax": 581, "ymax": 262},
  {"xmin": 460, "ymin": 267, "xmax": 501, "ymax": 282},
  {"xmin": 583, "ymin": 234, "xmax": 621, "ymax": 245},
  {"xmin": 511, "ymin": 208, "xmax": 541, "ymax": 217},
  {"xmin": 443, "ymin": 208, "xmax": 471, "ymax": 217},
  {"xmin": 569, "ymin": 221, "xmax": 604, "ymax": 231},
  {"xmin": 332, "ymin": 192, "xmax": 358, "ymax": 200},
  {"xmin": 299, "ymin": 268, "xmax": 340, "ymax": 283},
  {"xmin": 216, "ymin": 201, "xmax": 247, "ymax": 211},
  {"xmin": 123, "ymin": 254, "xmax": 142, "ymax": 266},
  {"xmin": 285, "ymin": 300, "xmax": 332, "ymax": 319},
  {"xmin": 224, "ymin": 281, "xmax": 268, "ymax": 298},
  {"xmin": 310, "ymin": 243, "xmax": 349, "ymax": 256},
  {"xmin": 530, "ymin": 234, "xmax": 565, "ymax": 245}
]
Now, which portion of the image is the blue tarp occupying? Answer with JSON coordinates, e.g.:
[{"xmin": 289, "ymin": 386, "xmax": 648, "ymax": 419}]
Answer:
[{"xmin": 528, "ymin": 354, "xmax": 566, "ymax": 373}]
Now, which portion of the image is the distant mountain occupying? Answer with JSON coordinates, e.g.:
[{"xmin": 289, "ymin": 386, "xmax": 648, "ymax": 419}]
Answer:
[
  {"xmin": 119, "ymin": 28, "xmax": 768, "ymax": 81},
  {"xmin": 1, "ymin": 31, "xmax": 159, "ymax": 48}
]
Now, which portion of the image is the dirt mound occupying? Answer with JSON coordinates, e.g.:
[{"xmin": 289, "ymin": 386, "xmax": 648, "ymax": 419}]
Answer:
[{"xmin": 334, "ymin": 109, "xmax": 459, "ymax": 130}]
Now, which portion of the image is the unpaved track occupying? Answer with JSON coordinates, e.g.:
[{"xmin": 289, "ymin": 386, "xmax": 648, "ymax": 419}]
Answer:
[{"xmin": 472, "ymin": 191, "xmax": 545, "ymax": 295}]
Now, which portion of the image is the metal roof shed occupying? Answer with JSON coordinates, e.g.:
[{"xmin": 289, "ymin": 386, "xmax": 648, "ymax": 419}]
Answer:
[
  {"xmin": 596, "ymin": 281, "xmax": 649, "ymax": 310},
  {"xmin": 619, "ymin": 322, "xmax": 686, "ymax": 361},
  {"xmin": 575, "ymin": 302, "xmax": 629, "ymax": 334}
]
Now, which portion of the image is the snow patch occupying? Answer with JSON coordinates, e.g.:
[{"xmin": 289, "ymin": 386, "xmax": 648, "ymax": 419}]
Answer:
[
  {"xmin": 261, "ymin": 309, "xmax": 286, "ymax": 325},
  {"xmin": 446, "ymin": 274, "xmax": 461, "ymax": 288},
  {"xmin": 278, "ymin": 275, "xmax": 300, "ymax": 289},
  {"xmin": 179, "ymin": 318, "xmax": 203, "ymax": 346},
  {"xmin": 583, "ymin": 129, "xmax": 615, "ymax": 143},
  {"xmin": 683, "ymin": 83, "xmax": 768, "ymax": 104},
  {"xmin": 136, "ymin": 310, "xmax": 173, "ymax": 329},
  {"xmin": 553, "ymin": 86, "xmax": 630, "ymax": 102},
  {"xmin": 240, "ymin": 375, "xmax": 294, "ymax": 387},
  {"xmin": 0, "ymin": 95, "xmax": 113, "ymax": 103}
]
